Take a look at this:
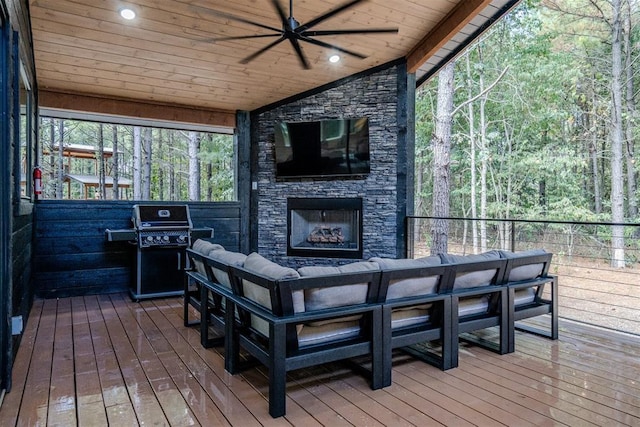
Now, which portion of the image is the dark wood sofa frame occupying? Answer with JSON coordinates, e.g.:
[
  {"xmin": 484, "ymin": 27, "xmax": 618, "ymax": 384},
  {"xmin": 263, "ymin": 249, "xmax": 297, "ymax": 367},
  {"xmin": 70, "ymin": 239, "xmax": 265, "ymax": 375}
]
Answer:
[
  {"xmin": 378, "ymin": 264, "xmax": 454, "ymax": 381},
  {"xmin": 224, "ymin": 264, "xmax": 385, "ymax": 418},
  {"xmin": 444, "ymin": 258, "xmax": 510, "ymax": 368},
  {"xmin": 502, "ymin": 252, "xmax": 558, "ymax": 353},
  {"xmin": 184, "ymin": 247, "xmax": 559, "ymax": 418}
]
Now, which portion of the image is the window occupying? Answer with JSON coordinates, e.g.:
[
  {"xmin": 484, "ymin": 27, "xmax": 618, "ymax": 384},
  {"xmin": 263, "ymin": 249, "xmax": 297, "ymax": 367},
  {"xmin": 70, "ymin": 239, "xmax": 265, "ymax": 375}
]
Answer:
[
  {"xmin": 38, "ymin": 116, "xmax": 236, "ymax": 201},
  {"xmin": 18, "ymin": 63, "xmax": 31, "ymax": 199}
]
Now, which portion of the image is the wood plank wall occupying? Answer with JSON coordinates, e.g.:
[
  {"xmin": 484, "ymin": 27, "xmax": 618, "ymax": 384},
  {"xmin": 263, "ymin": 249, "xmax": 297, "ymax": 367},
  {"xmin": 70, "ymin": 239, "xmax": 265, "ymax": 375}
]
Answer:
[{"xmin": 32, "ymin": 200, "xmax": 241, "ymax": 298}]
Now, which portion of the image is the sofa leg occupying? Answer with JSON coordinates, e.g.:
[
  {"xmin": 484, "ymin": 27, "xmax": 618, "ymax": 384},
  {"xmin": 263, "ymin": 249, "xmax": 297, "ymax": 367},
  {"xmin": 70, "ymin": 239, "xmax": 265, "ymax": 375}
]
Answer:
[
  {"xmin": 225, "ymin": 301, "xmax": 240, "ymax": 374},
  {"xmin": 371, "ymin": 307, "xmax": 387, "ymax": 389},
  {"xmin": 441, "ymin": 298, "xmax": 456, "ymax": 370},
  {"xmin": 269, "ymin": 323, "xmax": 287, "ymax": 418},
  {"xmin": 381, "ymin": 308, "xmax": 392, "ymax": 387},
  {"xmin": 199, "ymin": 285, "xmax": 211, "ymax": 348}
]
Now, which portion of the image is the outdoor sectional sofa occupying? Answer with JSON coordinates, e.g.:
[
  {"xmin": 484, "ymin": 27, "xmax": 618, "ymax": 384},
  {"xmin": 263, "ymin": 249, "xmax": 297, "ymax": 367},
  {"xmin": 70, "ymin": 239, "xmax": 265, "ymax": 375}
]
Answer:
[{"xmin": 184, "ymin": 240, "xmax": 558, "ymax": 417}]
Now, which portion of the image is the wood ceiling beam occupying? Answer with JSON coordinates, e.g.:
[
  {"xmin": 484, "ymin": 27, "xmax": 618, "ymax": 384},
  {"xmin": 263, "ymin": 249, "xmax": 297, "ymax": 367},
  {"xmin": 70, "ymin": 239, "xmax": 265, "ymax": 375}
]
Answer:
[
  {"xmin": 38, "ymin": 90, "xmax": 236, "ymax": 129},
  {"xmin": 406, "ymin": 0, "xmax": 494, "ymax": 74}
]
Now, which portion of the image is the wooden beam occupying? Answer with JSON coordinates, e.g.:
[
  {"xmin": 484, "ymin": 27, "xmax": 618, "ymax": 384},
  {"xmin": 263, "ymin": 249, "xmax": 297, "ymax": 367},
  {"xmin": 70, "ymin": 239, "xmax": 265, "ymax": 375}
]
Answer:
[
  {"xmin": 406, "ymin": 0, "xmax": 494, "ymax": 74},
  {"xmin": 38, "ymin": 90, "xmax": 236, "ymax": 129}
]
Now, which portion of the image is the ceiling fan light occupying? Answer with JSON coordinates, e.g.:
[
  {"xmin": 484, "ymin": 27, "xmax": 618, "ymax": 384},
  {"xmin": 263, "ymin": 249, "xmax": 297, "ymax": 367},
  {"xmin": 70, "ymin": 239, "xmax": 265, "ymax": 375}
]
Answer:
[
  {"xmin": 329, "ymin": 54, "xmax": 341, "ymax": 63},
  {"xmin": 119, "ymin": 8, "xmax": 136, "ymax": 20}
]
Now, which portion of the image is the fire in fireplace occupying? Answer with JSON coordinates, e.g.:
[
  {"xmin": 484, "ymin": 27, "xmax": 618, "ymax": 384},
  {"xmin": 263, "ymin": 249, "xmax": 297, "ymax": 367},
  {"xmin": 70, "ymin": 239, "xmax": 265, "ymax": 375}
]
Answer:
[{"xmin": 287, "ymin": 197, "xmax": 363, "ymax": 259}]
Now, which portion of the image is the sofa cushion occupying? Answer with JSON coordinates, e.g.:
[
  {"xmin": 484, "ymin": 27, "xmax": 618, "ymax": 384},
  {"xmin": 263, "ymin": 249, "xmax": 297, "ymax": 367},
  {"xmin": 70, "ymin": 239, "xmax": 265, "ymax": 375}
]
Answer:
[
  {"xmin": 500, "ymin": 249, "xmax": 548, "ymax": 282},
  {"xmin": 297, "ymin": 319, "xmax": 361, "ymax": 348},
  {"xmin": 370, "ymin": 256, "xmax": 441, "ymax": 270},
  {"xmin": 298, "ymin": 261, "xmax": 379, "ymax": 311},
  {"xmin": 242, "ymin": 252, "xmax": 304, "ymax": 336},
  {"xmin": 371, "ymin": 256, "xmax": 442, "ymax": 300},
  {"xmin": 513, "ymin": 287, "xmax": 537, "ymax": 306},
  {"xmin": 439, "ymin": 250, "xmax": 501, "ymax": 264},
  {"xmin": 192, "ymin": 239, "xmax": 224, "ymax": 255},
  {"xmin": 442, "ymin": 251, "xmax": 501, "ymax": 290},
  {"xmin": 208, "ymin": 249, "xmax": 247, "ymax": 288},
  {"xmin": 191, "ymin": 240, "xmax": 225, "ymax": 275},
  {"xmin": 458, "ymin": 296, "xmax": 490, "ymax": 317},
  {"xmin": 390, "ymin": 306, "xmax": 431, "ymax": 329}
]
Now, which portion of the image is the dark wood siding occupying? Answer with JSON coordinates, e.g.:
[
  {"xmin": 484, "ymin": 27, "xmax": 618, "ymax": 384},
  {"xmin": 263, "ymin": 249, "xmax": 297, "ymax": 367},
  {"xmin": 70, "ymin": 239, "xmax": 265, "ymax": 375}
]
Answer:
[{"xmin": 33, "ymin": 200, "xmax": 242, "ymax": 298}]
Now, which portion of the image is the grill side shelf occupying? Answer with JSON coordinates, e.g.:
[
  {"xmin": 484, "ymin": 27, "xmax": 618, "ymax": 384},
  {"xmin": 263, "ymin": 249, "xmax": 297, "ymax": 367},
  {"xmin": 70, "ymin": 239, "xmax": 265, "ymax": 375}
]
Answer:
[{"xmin": 105, "ymin": 228, "xmax": 137, "ymax": 242}]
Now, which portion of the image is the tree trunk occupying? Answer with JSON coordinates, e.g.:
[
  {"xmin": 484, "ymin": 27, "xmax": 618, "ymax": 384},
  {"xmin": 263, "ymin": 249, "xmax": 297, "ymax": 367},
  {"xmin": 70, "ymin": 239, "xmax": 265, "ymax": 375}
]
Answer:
[
  {"xmin": 48, "ymin": 119, "xmax": 55, "ymax": 199},
  {"xmin": 207, "ymin": 162, "xmax": 213, "ymax": 201},
  {"xmin": 188, "ymin": 131, "xmax": 201, "ymax": 201},
  {"xmin": 112, "ymin": 125, "xmax": 119, "ymax": 200},
  {"xmin": 169, "ymin": 132, "xmax": 176, "ymax": 201},
  {"xmin": 97, "ymin": 124, "xmax": 106, "ymax": 199},
  {"xmin": 56, "ymin": 119, "xmax": 65, "ymax": 199},
  {"xmin": 157, "ymin": 129, "xmax": 164, "ymax": 200},
  {"xmin": 478, "ymin": 46, "xmax": 488, "ymax": 252},
  {"xmin": 624, "ymin": 3, "xmax": 637, "ymax": 218},
  {"xmin": 466, "ymin": 55, "xmax": 479, "ymax": 254},
  {"xmin": 610, "ymin": 0, "xmax": 625, "ymax": 268},
  {"xmin": 133, "ymin": 126, "xmax": 142, "ymax": 200},
  {"xmin": 143, "ymin": 127, "xmax": 152, "ymax": 200},
  {"xmin": 588, "ymin": 86, "xmax": 603, "ymax": 214},
  {"xmin": 430, "ymin": 61, "xmax": 455, "ymax": 255}
]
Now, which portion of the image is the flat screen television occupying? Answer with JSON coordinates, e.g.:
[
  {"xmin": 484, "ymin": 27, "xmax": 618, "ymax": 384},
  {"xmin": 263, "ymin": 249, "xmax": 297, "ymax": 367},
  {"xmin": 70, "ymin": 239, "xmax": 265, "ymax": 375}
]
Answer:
[{"xmin": 274, "ymin": 117, "xmax": 370, "ymax": 178}]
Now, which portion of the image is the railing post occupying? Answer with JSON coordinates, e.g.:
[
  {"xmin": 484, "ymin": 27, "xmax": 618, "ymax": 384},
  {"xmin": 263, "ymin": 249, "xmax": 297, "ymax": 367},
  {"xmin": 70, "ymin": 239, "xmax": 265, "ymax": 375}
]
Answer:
[{"xmin": 510, "ymin": 220, "xmax": 516, "ymax": 251}]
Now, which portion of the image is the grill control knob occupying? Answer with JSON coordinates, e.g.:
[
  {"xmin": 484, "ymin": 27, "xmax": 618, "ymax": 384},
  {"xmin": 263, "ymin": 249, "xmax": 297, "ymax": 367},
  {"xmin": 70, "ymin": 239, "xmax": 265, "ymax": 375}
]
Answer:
[
  {"xmin": 146, "ymin": 236, "xmax": 153, "ymax": 242},
  {"xmin": 177, "ymin": 234, "xmax": 187, "ymax": 243},
  {"xmin": 163, "ymin": 235, "xmax": 169, "ymax": 241}
]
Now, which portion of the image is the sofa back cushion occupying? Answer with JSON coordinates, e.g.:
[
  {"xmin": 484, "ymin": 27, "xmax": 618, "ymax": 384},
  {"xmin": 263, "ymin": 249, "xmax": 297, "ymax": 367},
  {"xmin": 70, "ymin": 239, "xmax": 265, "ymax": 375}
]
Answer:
[
  {"xmin": 500, "ymin": 249, "xmax": 549, "ymax": 282},
  {"xmin": 191, "ymin": 240, "xmax": 225, "ymax": 275},
  {"xmin": 208, "ymin": 249, "xmax": 247, "ymax": 288},
  {"xmin": 242, "ymin": 253, "xmax": 304, "ymax": 336},
  {"xmin": 370, "ymin": 256, "xmax": 442, "ymax": 300},
  {"xmin": 441, "ymin": 250, "xmax": 502, "ymax": 290},
  {"xmin": 192, "ymin": 239, "xmax": 224, "ymax": 256},
  {"xmin": 298, "ymin": 261, "xmax": 379, "ymax": 311}
]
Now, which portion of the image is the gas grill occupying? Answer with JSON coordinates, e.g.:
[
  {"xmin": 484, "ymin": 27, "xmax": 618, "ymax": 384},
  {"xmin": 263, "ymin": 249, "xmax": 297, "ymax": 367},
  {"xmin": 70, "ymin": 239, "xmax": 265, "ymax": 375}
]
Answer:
[
  {"xmin": 133, "ymin": 204, "xmax": 192, "ymax": 248},
  {"xmin": 106, "ymin": 204, "xmax": 212, "ymax": 301},
  {"xmin": 129, "ymin": 204, "xmax": 192, "ymax": 300}
]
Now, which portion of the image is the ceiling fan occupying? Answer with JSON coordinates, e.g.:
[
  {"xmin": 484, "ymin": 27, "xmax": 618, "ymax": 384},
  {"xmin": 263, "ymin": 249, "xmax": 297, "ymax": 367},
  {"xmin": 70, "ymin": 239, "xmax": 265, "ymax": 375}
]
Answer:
[{"xmin": 194, "ymin": 0, "xmax": 398, "ymax": 69}]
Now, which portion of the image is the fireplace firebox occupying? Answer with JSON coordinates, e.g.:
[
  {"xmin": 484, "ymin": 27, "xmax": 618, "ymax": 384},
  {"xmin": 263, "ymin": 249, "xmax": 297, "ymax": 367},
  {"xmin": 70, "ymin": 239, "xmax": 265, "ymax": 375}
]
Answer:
[{"xmin": 287, "ymin": 198, "xmax": 363, "ymax": 259}]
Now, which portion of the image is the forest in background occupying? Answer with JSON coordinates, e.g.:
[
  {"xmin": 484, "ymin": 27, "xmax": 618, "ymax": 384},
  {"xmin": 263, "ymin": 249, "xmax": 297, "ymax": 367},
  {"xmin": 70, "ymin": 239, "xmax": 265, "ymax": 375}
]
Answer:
[
  {"xmin": 416, "ymin": 0, "xmax": 640, "ymax": 265},
  {"xmin": 38, "ymin": 117, "xmax": 236, "ymax": 202}
]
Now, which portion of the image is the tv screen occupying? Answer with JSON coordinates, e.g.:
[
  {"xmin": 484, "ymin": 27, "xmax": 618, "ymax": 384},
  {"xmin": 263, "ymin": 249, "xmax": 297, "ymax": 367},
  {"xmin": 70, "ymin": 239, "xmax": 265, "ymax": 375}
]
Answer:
[{"xmin": 274, "ymin": 117, "xmax": 370, "ymax": 178}]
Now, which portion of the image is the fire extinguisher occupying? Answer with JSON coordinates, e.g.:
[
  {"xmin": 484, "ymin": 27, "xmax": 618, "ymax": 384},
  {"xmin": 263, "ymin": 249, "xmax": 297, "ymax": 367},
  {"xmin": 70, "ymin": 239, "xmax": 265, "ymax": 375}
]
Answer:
[{"xmin": 33, "ymin": 166, "xmax": 42, "ymax": 198}]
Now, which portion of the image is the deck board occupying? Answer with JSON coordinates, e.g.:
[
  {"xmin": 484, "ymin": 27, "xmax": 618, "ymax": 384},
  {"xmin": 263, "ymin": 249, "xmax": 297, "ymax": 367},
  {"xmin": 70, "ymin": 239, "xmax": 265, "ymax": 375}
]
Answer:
[{"xmin": 2, "ymin": 293, "xmax": 640, "ymax": 426}]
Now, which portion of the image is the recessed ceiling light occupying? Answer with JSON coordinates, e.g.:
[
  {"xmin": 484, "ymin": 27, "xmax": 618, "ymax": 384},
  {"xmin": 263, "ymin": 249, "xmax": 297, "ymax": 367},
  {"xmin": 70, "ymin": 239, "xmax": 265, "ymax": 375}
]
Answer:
[
  {"xmin": 329, "ymin": 55, "xmax": 341, "ymax": 63},
  {"xmin": 120, "ymin": 8, "xmax": 136, "ymax": 20}
]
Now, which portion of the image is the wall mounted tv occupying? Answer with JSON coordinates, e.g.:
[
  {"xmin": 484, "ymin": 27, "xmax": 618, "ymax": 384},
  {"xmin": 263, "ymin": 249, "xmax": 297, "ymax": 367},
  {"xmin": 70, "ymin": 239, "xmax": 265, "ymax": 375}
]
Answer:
[{"xmin": 274, "ymin": 117, "xmax": 370, "ymax": 178}]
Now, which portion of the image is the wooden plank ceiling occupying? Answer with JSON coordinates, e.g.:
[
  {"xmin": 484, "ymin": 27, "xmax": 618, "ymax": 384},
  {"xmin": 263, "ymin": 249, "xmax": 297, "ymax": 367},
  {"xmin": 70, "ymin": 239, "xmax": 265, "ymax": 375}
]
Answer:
[{"xmin": 28, "ymin": 0, "xmax": 515, "ymax": 126}]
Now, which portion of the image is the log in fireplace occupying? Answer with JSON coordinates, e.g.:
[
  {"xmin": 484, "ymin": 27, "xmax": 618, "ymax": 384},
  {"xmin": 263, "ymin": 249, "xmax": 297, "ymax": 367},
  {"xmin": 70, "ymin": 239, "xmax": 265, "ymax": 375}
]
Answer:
[{"xmin": 287, "ymin": 197, "xmax": 363, "ymax": 259}]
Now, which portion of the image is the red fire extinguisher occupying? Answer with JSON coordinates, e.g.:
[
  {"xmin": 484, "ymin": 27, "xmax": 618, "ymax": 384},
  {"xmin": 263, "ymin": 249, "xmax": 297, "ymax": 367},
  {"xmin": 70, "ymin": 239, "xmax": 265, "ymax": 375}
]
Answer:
[{"xmin": 33, "ymin": 166, "xmax": 42, "ymax": 198}]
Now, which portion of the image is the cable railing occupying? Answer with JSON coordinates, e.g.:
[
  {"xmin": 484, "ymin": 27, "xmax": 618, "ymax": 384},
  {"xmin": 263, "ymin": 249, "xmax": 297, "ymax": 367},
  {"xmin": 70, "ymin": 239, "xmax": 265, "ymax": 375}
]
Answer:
[{"xmin": 405, "ymin": 216, "xmax": 640, "ymax": 336}]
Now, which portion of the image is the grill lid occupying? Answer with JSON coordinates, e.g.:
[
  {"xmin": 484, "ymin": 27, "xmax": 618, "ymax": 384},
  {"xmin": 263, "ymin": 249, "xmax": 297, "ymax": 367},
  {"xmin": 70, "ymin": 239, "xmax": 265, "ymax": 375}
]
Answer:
[{"xmin": 132, "ymin": 205, "xmax": 192, "ymax": 230}]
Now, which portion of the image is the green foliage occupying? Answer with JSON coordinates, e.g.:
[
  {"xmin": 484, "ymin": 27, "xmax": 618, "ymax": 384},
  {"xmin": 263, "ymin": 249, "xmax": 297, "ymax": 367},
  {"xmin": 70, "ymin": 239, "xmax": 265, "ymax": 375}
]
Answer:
[
  {"xmin": 415, "ymin": 0, "xmax": 640, "ymax": 223},
  {"xmin": 38, "ymin": 117, "xmax": 236, "ymax": 201}
]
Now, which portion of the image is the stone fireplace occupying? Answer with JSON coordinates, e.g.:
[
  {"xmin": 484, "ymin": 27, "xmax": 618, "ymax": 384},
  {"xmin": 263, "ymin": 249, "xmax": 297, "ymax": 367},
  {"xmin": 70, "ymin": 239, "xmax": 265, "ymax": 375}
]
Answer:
[
  {"xmin": 251, "ymin": 63, "xmax": 410, "ymax": 266},
  {"xmin": 287, "ymin": 198, "xmax": 363, "ymax": 259}
]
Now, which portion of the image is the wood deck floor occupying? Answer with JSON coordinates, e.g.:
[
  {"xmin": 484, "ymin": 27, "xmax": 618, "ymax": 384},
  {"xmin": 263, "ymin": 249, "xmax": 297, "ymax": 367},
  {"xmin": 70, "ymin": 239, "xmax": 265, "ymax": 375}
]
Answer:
[{"xmin": 1, "ymin": 293, "xmax": 639, "ymax": 426}]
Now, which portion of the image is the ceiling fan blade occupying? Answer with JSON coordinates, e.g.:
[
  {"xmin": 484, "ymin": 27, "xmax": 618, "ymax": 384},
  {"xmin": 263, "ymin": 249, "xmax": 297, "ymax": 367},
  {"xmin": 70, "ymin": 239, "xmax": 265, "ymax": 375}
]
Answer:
[
  {"xmin": 288, "ymin": 37, "xmax": 311, "ymax": 69},
  {"xmin": 270, "ymin": 0, "xmax": 291, "ymax": 30},
  {"xmin": 297, "ymin": 0, "xmax": 365, "ymax": 32},
  {"xmin": 303, "ymin": 28, "xmax": 398, "ymax": 36},
  {"xmin": 239, "ymin": 36, "xmax": 286, "ymax": 64},
  {"xmin": 209, "ymin": 33, "xmax": 282, "ymax": 43},
  {"xmin": 191, "ymin": 5, "xmax": 282, "ymax": 33},
  {"xmin": 299, "ymin": 36, "xmax": 367, "ymax": 59}
]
